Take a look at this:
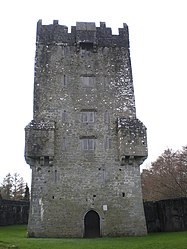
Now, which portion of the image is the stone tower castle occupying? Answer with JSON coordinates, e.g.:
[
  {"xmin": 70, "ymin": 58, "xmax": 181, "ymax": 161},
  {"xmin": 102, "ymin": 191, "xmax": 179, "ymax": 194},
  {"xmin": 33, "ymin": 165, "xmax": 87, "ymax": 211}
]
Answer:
[{"xmin": 25, "ymin": 20, "xmax": 148, "ymax": 237}]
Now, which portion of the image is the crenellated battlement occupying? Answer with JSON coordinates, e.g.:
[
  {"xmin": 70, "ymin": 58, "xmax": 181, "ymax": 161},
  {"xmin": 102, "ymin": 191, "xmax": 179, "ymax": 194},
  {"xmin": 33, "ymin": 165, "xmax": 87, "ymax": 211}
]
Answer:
[{"xmin": 36, "ymin": 20, "xmax": 129, "ymax": 47}]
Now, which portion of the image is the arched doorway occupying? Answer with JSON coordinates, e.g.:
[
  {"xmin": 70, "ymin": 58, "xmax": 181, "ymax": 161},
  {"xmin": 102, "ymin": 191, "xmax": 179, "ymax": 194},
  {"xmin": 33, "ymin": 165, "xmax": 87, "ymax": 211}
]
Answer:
[{"xmin": 84, "ymin": 210, "xmax": 100, "ymax": 238}]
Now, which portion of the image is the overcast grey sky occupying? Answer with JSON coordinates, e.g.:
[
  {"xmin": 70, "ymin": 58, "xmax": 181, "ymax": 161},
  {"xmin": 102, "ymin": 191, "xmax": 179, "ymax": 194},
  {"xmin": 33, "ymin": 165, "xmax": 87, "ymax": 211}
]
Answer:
[{"xmin": 1, "ymin": 0, "xmax": 187, "ymax": 185}]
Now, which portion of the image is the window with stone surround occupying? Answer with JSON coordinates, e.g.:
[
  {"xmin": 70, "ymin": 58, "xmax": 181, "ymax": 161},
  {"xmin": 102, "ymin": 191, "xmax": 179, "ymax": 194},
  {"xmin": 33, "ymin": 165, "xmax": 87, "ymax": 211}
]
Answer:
[
  {"xmin": 81, "ymin": 75, "xmax": 95, "ymax": 87},
  {"xmin": 104, "ymin": 110, "xmax": 110, "ymax": 124},
  {"xmin": 104, "ymin": 136, "xmax": 111, "ymax": 150},
  {"xmin": 62, "ymin": 137, "xmax": 67, "ymax": 150},
  {"xmin": 80, "ymin": 137, "xmax": 96, "ymax": 150},
  {"xmin": 62, "ymin": 110, "xmax": 68, "ymax": 122},
  {"xmin": 81, "ymin": 110, "xmax": 96, "ymax": 123}
]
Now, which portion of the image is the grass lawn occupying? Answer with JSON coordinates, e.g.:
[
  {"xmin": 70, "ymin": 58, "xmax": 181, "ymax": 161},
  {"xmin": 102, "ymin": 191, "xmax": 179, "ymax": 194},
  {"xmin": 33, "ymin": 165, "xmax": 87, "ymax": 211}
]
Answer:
[{"xmin": 0, "ymin": 225, "xmax": 186, "ymax": 249}]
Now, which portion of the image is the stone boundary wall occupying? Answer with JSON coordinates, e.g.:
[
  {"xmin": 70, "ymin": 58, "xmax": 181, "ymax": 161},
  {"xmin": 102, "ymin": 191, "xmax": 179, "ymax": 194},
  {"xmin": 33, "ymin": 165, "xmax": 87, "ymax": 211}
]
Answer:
[
  {"xmin": 0, "ymin": 199, "xmax": 29, "ymax": 226},
  {"xmin": 0, "ymin": 197, "xmax": 186, "ymax": 233},
  {"xmin": 144, "ymin": 197, "xmax": 187, "ymax": 232}
]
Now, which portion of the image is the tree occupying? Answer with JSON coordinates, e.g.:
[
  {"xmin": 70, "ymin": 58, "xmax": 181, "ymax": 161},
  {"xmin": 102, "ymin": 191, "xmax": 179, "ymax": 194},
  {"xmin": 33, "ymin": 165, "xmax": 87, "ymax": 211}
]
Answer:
[
  {"xmin": 177, "ymin": 146, "xmax": 187, "ymax": 192},
  {"xmin": 1, "ymin": 173, "xmax": 13, "ymax": 199},
  {"xmin": 0, "ymin": 173, "xmax": 28, "ymax": 200},
  {"xmin": 141, "ymin": 148, "xmax": 187, "ymax": 201},
  {"xmin": 12, "ymin": 173, "xmax": 25, "ymax": 200},
  {"xmin": 23, "ymin": 183, "xmax": 30, "ymax": 201}
]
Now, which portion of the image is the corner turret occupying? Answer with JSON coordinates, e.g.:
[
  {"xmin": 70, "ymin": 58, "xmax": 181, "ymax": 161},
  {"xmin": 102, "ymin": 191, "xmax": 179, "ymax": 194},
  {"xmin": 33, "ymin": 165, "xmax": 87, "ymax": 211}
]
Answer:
[
  {"xmin": 117, "ymin": 118, "xmax": 148, "ymax": 165},
  {"xmin": 25, "ymin": 120, "xmax": 55, "ymax": 166}
]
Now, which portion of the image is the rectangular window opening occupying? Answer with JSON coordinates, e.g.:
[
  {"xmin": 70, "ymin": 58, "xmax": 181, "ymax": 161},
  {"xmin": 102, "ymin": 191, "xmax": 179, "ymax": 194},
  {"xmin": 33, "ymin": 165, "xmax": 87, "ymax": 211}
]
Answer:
[
  {"xmin": 81, "ymin": 111, "xmax": 95, "ymax": 123},
  {"xmin": 105, "ymin": 136, "xmax": 111, "ymax": 150},
  {"xmin": 104, "ymin": 110, "xmax": 110, "ymax": 124},
  {"xmin": 62, "ymin": 110, "xmax": 68, "ymax": 122},
  {"xmin": 81, "ymin": 138, "xmax": 96, "ymax": 150},
  {"xmin": 54, "ymin": 170, "xmax": 58, "ymax": 183},
  {"xmin": 62, "ymin": 137, "xmax": 67, "ymax": 151},
  {"xmin": 81, "ymin": 75, "xmax": 95, "ymax": 87},
  {"xmin": 44, "ymin": 156, "xmax": 49, "ymax": 166},
  {"xmin": 80, "ymin": 42, "xmax": 94, "ymax": 51},
  {"xmin": 61, "ymin": 74, "xmax": 67, "ymax": 87}
]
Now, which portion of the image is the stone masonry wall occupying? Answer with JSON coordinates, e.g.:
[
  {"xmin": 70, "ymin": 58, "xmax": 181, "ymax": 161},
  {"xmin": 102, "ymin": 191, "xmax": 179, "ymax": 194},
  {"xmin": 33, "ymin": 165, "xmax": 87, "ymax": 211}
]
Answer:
[
  {"xmin": 144, "ymin": 197, "xmax": 187, "ymax": 232},
  {"xmin": 0, "ymin": 199, "xmax": 29, "ymax": 226}
]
